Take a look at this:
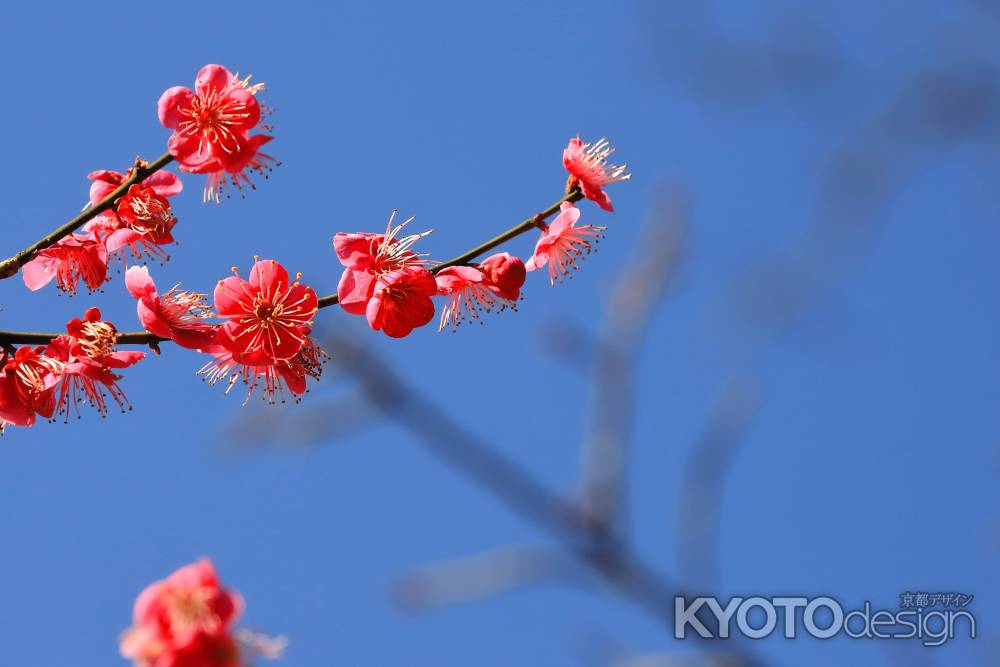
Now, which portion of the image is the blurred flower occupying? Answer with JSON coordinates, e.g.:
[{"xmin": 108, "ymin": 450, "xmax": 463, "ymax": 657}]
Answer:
[
  {"xmin": 525, "ymin": 202, "xmax": 605, "ymax": 285},
  {"xmin": 0, "ymin": 346, "xmax": 63, "ymax": 426},
  {"xmin": 335, "ymin": 210, "xmax": 430, "ymax": 316},
  {"xmin": 123, "ymin": 630, "xmax": 241, "ymax": 667},
  {"xmin": 120, "ymin": 559, "xmax": 250, "ymax": 667},
  {"xmin": 234, "ymin": 630, "xmax": 287, "ymax": 661},
  {"xmin": 562, "ymin": 136, "xmax": 630, "ymax": 212},
  {"xmin": 367, "ymin": 265, "xmax": 437, "ymax": 338},
  {"xmin": 21, "ymin": 233, "xmax": 108, "ymax": 294},
  {"xmin": 213, "ymin": 259, "xmax": 317, "ymax": 362},
  {"xmin": 158, "ymin": 64, "xmax": 275, "ymax": 203},
  {"xmin": 47, "ymin": 307, "xmax": 144, "ymax": 418},
  {"xmin": 434, "ymin": 252, "xmax": 525, "ymax": 331},
  {"xmin": 125, "ymin": 266, "xmax": 216, "ymax": 350}
]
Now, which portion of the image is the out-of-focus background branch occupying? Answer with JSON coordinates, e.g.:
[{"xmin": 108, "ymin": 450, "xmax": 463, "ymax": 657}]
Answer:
[
  {"xmin": 237, "ymin": 185, "xmax": 772, "ymax": 665},
  {"xmin": 228, "ymin": 3, "xmax": 1000, "ymax": 664}
]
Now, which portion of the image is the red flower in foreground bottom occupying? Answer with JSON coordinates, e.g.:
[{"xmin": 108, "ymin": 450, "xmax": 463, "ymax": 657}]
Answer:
[
  {"xmin": 434, "ymin": 252, "xmax": 526, "ymax": 331},
  {"xmin": 120, "ymin": 559, "xmax": 284, "ymax": 667},
  {"xmin": 46, "ymin": 307, "xmax": 144, "ymax": 419},
  {"xmin": 366, "ymin": 266, "xmax": 437, "ymax": 338},
  {"xmin": 525, "ymin": 202, "xmax": 606, "ymax": 285},
  {"xmin": 158, "ymin": 64, "xmax": 276, "ymax": 203},
  {"xmin": 22, "ymin": 233, "xmax": 108, "ymax": 294},
  {"xmin": 562, "ymin": 136, "xmax": 631, "ymax": 212},
  {"xmin": 213, "ymin": 259, "xmax": 318, "ymax": 361},
  {"xmin": 126, "ymin": 266, "xmax": 216, "ymax": 350},
  {"xmin": 123, "ymin": 631, "xmax": 242, "ymax": 667}
]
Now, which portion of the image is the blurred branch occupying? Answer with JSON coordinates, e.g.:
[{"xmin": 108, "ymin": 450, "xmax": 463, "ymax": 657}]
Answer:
[
  {"xmin": 577, "ymin": 184, "xmax": 688, "ymax": 530},
  {"xmin": 733, "ymin": 60, "xmax": 1000, "ymax": 343},
  {"xmin": 537, "ymin": 318, "xmax": 596, "ymax": 374},
  {"xmin": 577, "ymin": 629, "xmax": 747, "ymax": 667},
  {"xmin": 612, "ymin": 654, "xmax": 745, "ymax": 667},
  {"xmin": 393, "ymin": 543, "xmax": 583, "ymax": 611},
  {"xmin": 237, "ymin": 184, "xmax": 764, "ymax": 661},
  {"xmin": 675, "ymin": 383, "xmax": 758, "ymax": 591},
  {"xmin": 324, "ymin": 327, "xmax": 762, "ymax": 665},
  {"xmin": 227, "ymin": 394, "xmax": 378, "ymax": 449},
  {"xmin": 638, "ymin": 0, "xmax": 855, "ymax": 117},
  {"xmin": 883, "ymin": 642, "xmax": 940, "ymax": 667}
]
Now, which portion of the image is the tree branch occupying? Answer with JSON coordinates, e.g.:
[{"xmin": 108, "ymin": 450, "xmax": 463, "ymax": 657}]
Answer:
[
  {"xmin": 0, "ymin": 188, "xmax": 584, "ymax": 348},
  {"xmin": 0, "ymin": 152, "xmax": 175, "ymax": 280},
  {"xmin": 316, "ymin": 189, "xmax": 582, "ymax": 308}
]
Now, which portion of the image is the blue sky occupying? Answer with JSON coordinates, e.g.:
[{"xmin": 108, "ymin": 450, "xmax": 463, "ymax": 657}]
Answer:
[{"xmin": 0, "ymin": 1, "xmax": 997, "ymax": 665}]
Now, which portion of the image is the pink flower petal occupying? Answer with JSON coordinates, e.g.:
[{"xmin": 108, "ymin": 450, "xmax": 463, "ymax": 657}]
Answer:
[
  {"xmin": 195, "ymin": 64, "xmax": 234, "ymax": 98},
  {"xmin": 248, "ymin": 259, "xmax": 289, "ymax": 293},
  {"xmin": 136, "ymin": 298, "xmax": 173, "ymax": 339},
  {"xmin": 157, "ymin": 86, "xmax": 195, "ymax": 130},
  {"xmin": 142, "ymin": 170, "xmax": 183, "ymax": 197},
  {"xmin": 214, "ymin": 276, "xmax": 251, "ymax": 317},
  {"xmin": 434, "ymin": 265, "xmax": 484, "ymax": 294},
  {"xmin": 337, "ymin": 269, "xmax": 377, "ymax": 315},
  {"xmin": 105, "ymin": 351, "xmax": 146, "ymax": 369},
  {"xmin": 333, "ymin": 232, "xmax": 380, "ymax": 270},
  {"xmin": 168, "ymin": 132, "xmax": 218, "ymax": 172},
  {"xmin": 21, "ymin": 256, "xmax": 55, "ymax": 291},
  {"xmin": 124, "ymin": 266, "xmax": 157, "ymax": 300}
]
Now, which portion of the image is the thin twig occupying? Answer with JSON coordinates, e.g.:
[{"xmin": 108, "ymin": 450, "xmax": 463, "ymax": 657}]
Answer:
[
  {"xmin": 0, "ymin": 152, "xmax": 175, "ymax": 279},
  {"xmin": 429, "ymin": 190, "xmax": 583, "ymax": 273},
  {"xmin": 578, "ymin": 185, "xmax": 687, "ymax": 529},
  {"xmin": 315, "ymin": 189, "xmax": 582, "ymax": 308}
]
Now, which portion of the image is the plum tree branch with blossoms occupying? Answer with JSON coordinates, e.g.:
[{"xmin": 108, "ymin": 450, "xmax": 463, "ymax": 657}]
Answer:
[
  {"xmin": 0, "ymin": 63, "xmax": 629, "ymax": 452},
  {"xmin": 0, "ymin": 188, "xmax": 585, "ymax": 345},
  {"xmin": 0, "ymin": 61, "xmax": 631, "ymax": 667},
  {"xmin": 0, "ymin": 152, "xmax": 175, "ymax": 280},
  {"xmin": 415, "ymin": 189, "xmax": 585, "ymax": 276}
]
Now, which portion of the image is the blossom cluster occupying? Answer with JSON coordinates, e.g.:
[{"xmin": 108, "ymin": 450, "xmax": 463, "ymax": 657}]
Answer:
[
  {"xmin": 0, "ymin": 62, "xmax": 630, "ymax": 436},
  {"xmin": 23, "ymin": 170, "xmax": 183, "ymax": 295},
  {"xmin": 0, "ymin": 307, "xmax": 144, "ymax": 426},
  {"xmin": 0, "ymin": 59, "xmax": 635, "ymax": 666},
  {"xmin": 20, "ymin": 64, "xmax": 275, "ymax": 297},
  {"xmin": 333, "ymin": 213, "xmax": 531, "ymax": 336},
  {"xmin": 120, "ymin": 559, "xmax": 283, "ymax": 667}
]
